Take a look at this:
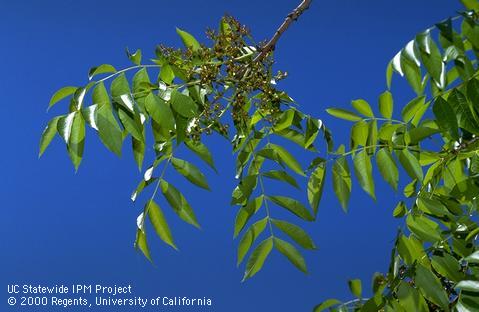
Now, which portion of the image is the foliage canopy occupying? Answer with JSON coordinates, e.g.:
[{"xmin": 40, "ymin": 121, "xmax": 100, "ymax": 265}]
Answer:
[{"xmin": 40, "ymin": 0, "xmax": 479, "ymax": 310}]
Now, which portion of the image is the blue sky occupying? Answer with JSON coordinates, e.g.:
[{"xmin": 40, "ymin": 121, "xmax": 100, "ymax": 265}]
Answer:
[{"xmin": 1, "ymin": 0, "xmax": 461, "ymax": 311}]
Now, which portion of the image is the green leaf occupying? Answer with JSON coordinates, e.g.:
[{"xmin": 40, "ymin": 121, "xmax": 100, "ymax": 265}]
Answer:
[
  {"xmin": 397, "ymin": 235, "xmax": 428, "ymax": 266},
  {"xmin": 397, "ymin": 282, "xmax": 428, "ymax": 312},
  {"xmin": 176, "ymin": 28, "xmax": 201, "ymax": 51},
  {"xmin": 267, "ymin": 195, "xmax": 314, "ymax": 221},
  {"xmin": 170, "ymin": 90, "xmax": 198, "ymax": 118},
  {"xmin": 242, "ymin": 237, "xmax": 273, "ymax": 281},
  {"xmin": 353, "ymin": 150, "xmax": 375, "ymax": 199},
  {"xmin": 39, "ymin": 116, "xmax": 61, "ymax": 157},
  {"xmin": 160, "ymin": 64, "xmax": 175, "ymax": 84},
  {"xmin": 332, "ymin": 147, "xmax": 351, "ymax": 212},
  {"xmin": 64, "ymin": 112, "xmax": 85, "ymax": 171},
  {"xmin": 400, "ymin": 47, "xmax": 423, "ymax": 95},
  {"xmin": 352, "ymin": 99, "xmax": 374, "ymax": 117},
  {"xmin": 92, "ymin": 82, "xmax": 111, "ymax": 106},
  {"xmin": 366, "ymin": 119, "xmax": 378, "ymax": 155},
  {"xmin": 402, "ymin": 96, "xmax": 426, "ymax": 123},
  {"xmin": 171, "ymin": 157, "xmax": 210, "ymax": 190},
  {"xmin": 379, "ymin": 91, "xmax": 393, "ymax": 119},
  {"xmin": 233, "ymin": 196, "xmax": 263, "ymax": 238},
  {"xmin": 403, "ymin": 179, "xmax": 418, "ymax": 198},
  {"xmin": 132, "ymin": 68, "xmax": 151, "ymax": 96},
  {"xmin": 111, "ymin": 73, "xmax": 134, "ymax": 111},
  {"xmin": 326, "ymin": 108, "xmax": 362, "ymax": 121},
  {"xmin": 273, "ymin": 237, "xmax": 307, "ymax": 273},
  {"xmin": 461, "ymin": 0, "xmax": 479, "ymax": 11},
  {"xmin": 134, "ymin": 228, "xmax": 152, "ymax": 262},
  {"xmin": 376, "ymin": 148, "xmax": 399, "ymax": 191},
  {"xmin": 145, "ymin": 93, "xmax": 175, "ymax": 137},
  {"xmin": 96, "ymin": 104, "xmax": 123, "ymax": 156},
  {"xmin": 237, "ymin": 218, "xmax": 268, "ymax": 266},
  {"xmin": 449, "ymin": 89, "xmax": 479, "ymax": 134},
  {"xmin": 415, "ymin": 31, "xmax": 444, "ymax": 88},
  {"xmin": 431, "ymin": 253, "xmax": 463, "ymax": 282},
  {"xmin": 160, "ymin": 179, "xmax": 200, "ymax": 228},
  {"xmin": 49, "ymin": 86, "xmax": 77, "ymax": 109},
  {"xmin": 126, "ymin": 48, "xmax": 142, "ymax": 65},
  {"xmin": 465, "ymin": 250, "xmax": 479, "ymax": 263},
  {"xmin": 146, "ymin": 200, "xmax": 177, "ymax": 250},
  {"xmin": 397, "ymin": 149, "xmax": 423, "ymax": 181},
  {"xmin": 308, "ymin": 162, "xmax": 326, "ymax": 215},
  {"xmin": 406, "ymin": 214, "xmax": 441, "ymax": 243},
  {"xmin": 313, "ymin": 299, "xmax": 341, "ymax": 312},
  {"xmin": 117, "ymin": 108, "xmax": 143, "ymax": 141},
  {"xmin": 271, "ymin": 219, "xmax": 316, "ymax": 250},
  {"xmin": 415, "ymin": 264, "xmax": 450, "ymax": 310},
  {"xmin": 456, "ymin": 280, "xmax": 479, "ymax": 292},
  {"xmin": 433, "ymin": 96, "xmax": 459, "ymax": 140},
  {"xmin": 273, "ymin": 109, "xmax": 295, "ymax": 131},
  {"xmin": 348, "ymin": 279, "xmax": 362, "ymax": 298},
  {"xmin": 263, "ymin": 170, "xmax": 299, "ymax": 189},
  {"xmin": 386, "ymin": 60, "xmax": 393, "ymax": 89},
  {"xmin": 416, "ymin": 197, "xmax": 450, "ymax": 218},
  {"xmin": 88, "ymin": 64, "xmax": 116, "ymax": 80},
  {"xmin": 351, "ymin": 120, "xmax": 369, "ymax": 148},
  {"xmin": 231, "ymin": 175, "xmax": 258, "ymax": 205},
  {"xmin": 304, "ymin": 117, "xmax": 320, "ymax": 148},
  {"xmin": 393, "ymin": 201, "xmax": 407, "ymax": 218},
  {"xmin": 132, "ymin": 136, "xmax": 145, "ymax": 171},
  {"xmin": 267, "ymin": 143, "xmax": 305, "ymax": 176},
  {"xmin": 185, "ymin": 140, "xmax": 217, "ymax": 172}
]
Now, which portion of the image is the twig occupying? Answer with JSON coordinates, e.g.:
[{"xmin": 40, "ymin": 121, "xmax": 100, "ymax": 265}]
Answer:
[{"xmin": 253, "ymin": 0, "xmax": 313, "ymax": 62}]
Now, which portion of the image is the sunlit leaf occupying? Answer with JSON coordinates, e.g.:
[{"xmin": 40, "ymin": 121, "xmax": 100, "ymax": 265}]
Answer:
[
  {"xmin": 267, "ymin": 195, "xmax": 314, "ymax": 221},
  {"xmin": 39, "ymin": 116, "xmax": 61, "ymax": 157},
  {"xmin": 352, "ymin": 99, "xmax": 374, "ymax": 117},
  {"xmin": 271, "ymin": 219, "xmax": 316, "ymax": 250},
  {"xmin": 160, "ymin": 179, "xmax": 200, "ymax": 228},
  {"xmin": 147, "ymin": 200, "xmax": 177, "ymax": 250},
  {"xmin": 376, "ymin": 148, "xmax": 399, "ymax": 191},
  {"xmin": 88, "ymin": 64, "xmax": 116, "ymax": 80},
  {"xmin": 171, "ymin": 157, "xmax": 210, "ymax": 190},
  {"xmin": 273, "ymin": 237, "xmax": 307, "ymax": 273},
  {"xmin": 379, "ymin": 91, "xmax": 393, "ymax": 119},
  {"xmin": 326, "ymin": 108, "xmax": 362, "ymax": 121},
  {"xmin": 237, "ymin": 217, "xmax": 268, "ymax": 266},
  {"xmin": 49, "ymin": 86, "xmax": 77, "ymax": 109},
  {"xmin": 353, "ymin": 150, "xmax": 375, "ymax": 199},
  {"xmin": 176, "ymin": 28, "xmax": 201, "ymax": 51},
  {"xmin": 243, "ymin": 236, "xmax": 273, "ymax": 281}
]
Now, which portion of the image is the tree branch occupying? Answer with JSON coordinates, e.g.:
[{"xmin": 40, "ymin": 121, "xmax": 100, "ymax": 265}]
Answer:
[{"xmin": 253, "ymin": 0, "xmax": 313, "ymax": 62}]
